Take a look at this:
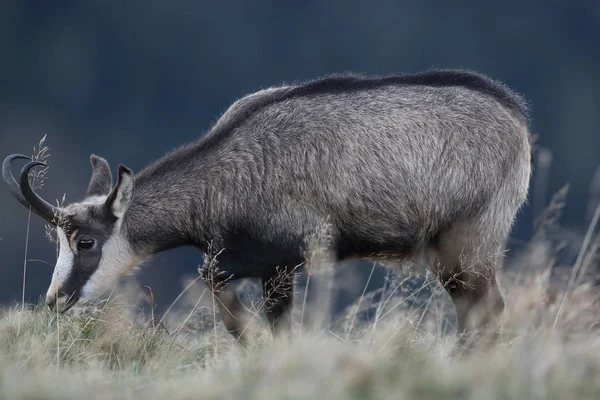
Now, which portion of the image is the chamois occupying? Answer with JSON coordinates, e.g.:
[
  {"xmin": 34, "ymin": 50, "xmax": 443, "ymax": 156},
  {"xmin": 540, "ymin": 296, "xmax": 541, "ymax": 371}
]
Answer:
[{"xmin": 3, "ymin": 69, "xmax": 531, "ymax": 344}]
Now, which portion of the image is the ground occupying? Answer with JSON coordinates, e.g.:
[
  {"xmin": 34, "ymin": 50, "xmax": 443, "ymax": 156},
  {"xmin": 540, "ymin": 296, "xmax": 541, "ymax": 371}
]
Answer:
[{"xmin": 1, "ymin": 237, "xmax": 599, "ymax": 400}]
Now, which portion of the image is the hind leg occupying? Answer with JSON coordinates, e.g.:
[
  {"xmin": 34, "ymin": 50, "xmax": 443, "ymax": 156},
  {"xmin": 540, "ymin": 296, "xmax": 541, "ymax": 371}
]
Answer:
[
  {"xmin": 429, "ymin": 221, "xmax": 508, "ymax": 348},
  {"xmin": 435, "ymin": 262, "xmax": 505, "ymax": 346}
]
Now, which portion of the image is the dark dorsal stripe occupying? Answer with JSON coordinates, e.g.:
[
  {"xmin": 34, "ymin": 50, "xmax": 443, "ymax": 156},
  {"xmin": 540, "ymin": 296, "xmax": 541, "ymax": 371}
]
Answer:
[
  {"xmin": 200, "ymin": 69, "xmax": 528, "ymax": 151},
  {"xmin": 139, "ymin": 69, "xmax": 529, "ymax": 180},
  {"xmin": 285, "ymin": 70, "xmax": 527, "ymax": 118}
]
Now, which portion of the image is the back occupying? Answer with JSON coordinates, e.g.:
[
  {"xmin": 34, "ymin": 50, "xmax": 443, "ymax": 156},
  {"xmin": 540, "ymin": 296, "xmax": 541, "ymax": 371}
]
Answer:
[{"xmin": 204, "ymin": 71, "xmax": 531, "ymax": 248}]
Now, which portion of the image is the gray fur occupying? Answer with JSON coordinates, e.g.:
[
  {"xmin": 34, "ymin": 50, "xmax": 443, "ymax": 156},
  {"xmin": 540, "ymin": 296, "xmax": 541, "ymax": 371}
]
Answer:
[{"xmin": 32, "ymin": 69, "xmax": 532, "ymax": 345}]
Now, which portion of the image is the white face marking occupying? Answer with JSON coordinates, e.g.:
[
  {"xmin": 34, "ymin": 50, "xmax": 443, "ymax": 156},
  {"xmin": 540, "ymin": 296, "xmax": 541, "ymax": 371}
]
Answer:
[
  {"xmin": 46, "ymin": 187, "xmax": 139, "ymax": 307},
  {"xmin": 80, "ymin": 219, "xmax": 140, "ymax": 301},
  {"xmin": 46, "ymin": 227, "xmax": 74, "ymax": 300}
]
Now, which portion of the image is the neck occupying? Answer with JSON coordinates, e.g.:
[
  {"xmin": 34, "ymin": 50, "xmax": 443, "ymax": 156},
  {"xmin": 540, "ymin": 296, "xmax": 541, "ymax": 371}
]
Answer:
[{"xmin": 122, "ymin": 145, "xmax": 211, "ymax": 256}]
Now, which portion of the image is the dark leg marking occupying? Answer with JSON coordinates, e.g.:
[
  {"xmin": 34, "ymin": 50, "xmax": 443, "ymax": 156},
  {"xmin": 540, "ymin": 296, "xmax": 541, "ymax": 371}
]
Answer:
[{"xmin": 438, "ymin": 267, "xmax": 505, "ymax": 350}]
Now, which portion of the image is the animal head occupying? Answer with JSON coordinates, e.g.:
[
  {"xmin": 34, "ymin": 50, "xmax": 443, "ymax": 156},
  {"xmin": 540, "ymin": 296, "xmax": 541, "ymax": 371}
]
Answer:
[{"xmin": 3, "ymin": 154, "xmax": 140, "ymax": 312}]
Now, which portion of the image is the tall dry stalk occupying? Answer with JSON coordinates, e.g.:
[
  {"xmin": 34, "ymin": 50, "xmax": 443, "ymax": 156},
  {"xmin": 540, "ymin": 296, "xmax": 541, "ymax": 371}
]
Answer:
[
  {"xmin": 346, "ymin": 261, "xmax": 377, "ymax": 340},
  {"xmin": 159, "ymin": 276, "xmax": 203, "ymax": 327},
  {"xmin": 553, "ymin": 199, "xmax": 600, "ymax": 331},
  {"xmin": 18, "ymin": 135, "xmax": 50, "ymax": 336},
  {"xmin": 198, "ymin": 243, "xmax": 228, "ymax": 356},
  {"xmin": 234, "ymin": 264, "xmax": 300, "ymax": 344},
  {"xmin": 587, "ymin": 166, "xmax": 600, "ymax": 225},
  {"xmin": 174, "ymin": 288, "xmax": 207, "ymax": 336},
  {"xmin": 301, "ymin": 219, "xmax": 335, "ymax": 335},
  {"xmin": 532, "ymin": 147, "xmax": 553, "ymax": 227}
]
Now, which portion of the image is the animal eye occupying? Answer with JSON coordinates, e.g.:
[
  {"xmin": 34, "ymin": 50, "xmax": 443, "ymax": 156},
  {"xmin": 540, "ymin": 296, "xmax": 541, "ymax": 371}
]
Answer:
[{"xmin": 77, "ymin": 239, "xmax": 95, "ymax": 251}]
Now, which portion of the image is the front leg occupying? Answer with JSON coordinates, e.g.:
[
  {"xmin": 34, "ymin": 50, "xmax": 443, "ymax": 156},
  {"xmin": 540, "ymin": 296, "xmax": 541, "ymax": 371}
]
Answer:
[
  {"xmin": 200, "ymin": 256, "xmax": 252, "ymax": 345},
  {"xmin": 262, "ymin": 267, "xmax": 296, "ymax": 337}
]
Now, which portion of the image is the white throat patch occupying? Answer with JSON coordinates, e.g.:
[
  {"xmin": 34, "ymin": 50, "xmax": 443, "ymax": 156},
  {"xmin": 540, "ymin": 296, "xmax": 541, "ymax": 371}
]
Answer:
[{"xmin": 46, "ymin": 227, "xmax": 74, "ymax": 299}]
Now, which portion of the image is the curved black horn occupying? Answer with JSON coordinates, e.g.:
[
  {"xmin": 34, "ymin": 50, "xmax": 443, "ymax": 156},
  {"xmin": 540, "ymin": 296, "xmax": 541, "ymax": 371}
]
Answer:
[
  {"xmin": 3, "ymin": 154, "xmax": 32, "ymax": 208},
  {"xmin": 19, "ymin": 161, "xmax": 64, "ymax": 224}
]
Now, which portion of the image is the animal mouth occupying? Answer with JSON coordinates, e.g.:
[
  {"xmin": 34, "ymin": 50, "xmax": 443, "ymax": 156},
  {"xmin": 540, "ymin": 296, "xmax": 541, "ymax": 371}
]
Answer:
[{"xmin": 60, "ymin": 295, "xmax": 80, "ymax": 313}]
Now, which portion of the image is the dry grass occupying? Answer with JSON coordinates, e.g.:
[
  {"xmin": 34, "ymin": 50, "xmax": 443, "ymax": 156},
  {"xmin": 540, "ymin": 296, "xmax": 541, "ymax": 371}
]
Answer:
[{"xmin": 1, "ymin": 232, "xmax": 599, "ymax": 400}]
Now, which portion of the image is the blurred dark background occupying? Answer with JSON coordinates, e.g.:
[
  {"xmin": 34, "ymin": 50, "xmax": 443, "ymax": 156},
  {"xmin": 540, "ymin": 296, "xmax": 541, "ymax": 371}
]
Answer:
[{"xmin": 1, "ymin": 1, "xmax": 599, "ymax": 312}]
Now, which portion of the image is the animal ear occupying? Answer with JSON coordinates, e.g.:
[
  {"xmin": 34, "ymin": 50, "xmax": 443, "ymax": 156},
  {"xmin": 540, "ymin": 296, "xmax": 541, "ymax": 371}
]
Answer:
[
  {"xmin": 105, "ymin": 165, "xmax": 134, "ymax": 217},
  {"xmin": 87, "ymin": 155, "xmax": 112, "ymax": 197}
]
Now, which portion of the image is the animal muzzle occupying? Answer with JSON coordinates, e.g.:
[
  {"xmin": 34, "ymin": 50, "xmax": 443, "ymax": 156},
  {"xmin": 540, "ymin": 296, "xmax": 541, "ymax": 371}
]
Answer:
[{"xmin": 46, "ymin": 290, "xmax": 78, "ymax": 313}]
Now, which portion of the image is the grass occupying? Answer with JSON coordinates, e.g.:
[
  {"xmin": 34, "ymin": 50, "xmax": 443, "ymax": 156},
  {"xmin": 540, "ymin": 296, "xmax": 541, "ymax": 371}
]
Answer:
[{"xmin": 0, "ymin": 236, "xmax": 599, "ymax": 399}]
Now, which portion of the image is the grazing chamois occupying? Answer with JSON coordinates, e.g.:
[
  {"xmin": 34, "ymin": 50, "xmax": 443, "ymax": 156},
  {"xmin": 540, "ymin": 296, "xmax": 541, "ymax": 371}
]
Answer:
[{"xmin": 3, "ymin": 69, "xmax": 531, "ymax": 344}]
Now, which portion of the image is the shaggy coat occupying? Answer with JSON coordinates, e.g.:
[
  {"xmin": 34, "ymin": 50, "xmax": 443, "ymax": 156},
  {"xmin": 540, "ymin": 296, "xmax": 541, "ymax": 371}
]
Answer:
[{"xmin": 4, "ymin": 69, "xmax": 532, "ymax": 344}]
